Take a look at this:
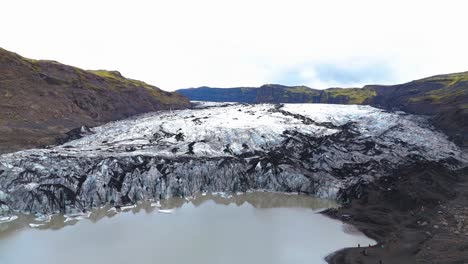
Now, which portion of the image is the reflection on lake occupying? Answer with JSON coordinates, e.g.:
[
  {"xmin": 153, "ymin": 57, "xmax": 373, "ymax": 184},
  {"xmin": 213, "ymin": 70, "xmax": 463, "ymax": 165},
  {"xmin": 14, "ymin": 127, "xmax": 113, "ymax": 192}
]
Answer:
[{"xmin": 0, "ymin": 192, "xmax": 374, "ymax": 264}]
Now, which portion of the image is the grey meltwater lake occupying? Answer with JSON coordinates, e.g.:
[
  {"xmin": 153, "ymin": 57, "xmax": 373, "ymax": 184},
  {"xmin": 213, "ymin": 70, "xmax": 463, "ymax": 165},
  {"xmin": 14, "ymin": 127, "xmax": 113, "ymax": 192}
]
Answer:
[{"xmin": 0, "ymin": 193, "xmax": 374, "ymax": 264}]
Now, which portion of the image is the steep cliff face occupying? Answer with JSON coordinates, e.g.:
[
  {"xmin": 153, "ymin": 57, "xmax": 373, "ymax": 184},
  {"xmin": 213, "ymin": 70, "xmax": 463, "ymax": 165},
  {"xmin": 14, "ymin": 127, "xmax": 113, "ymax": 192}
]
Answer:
[
  {"xmin": 0, "ymin": 103, "xmax": 465, "ymax": 216},
  {"xmin": 0, "ymin": 48, "xmax": 190, "ymax": 154},
  {"xmin": 176, "ymin": 73, "xmax": 468, "ymax": 146}
]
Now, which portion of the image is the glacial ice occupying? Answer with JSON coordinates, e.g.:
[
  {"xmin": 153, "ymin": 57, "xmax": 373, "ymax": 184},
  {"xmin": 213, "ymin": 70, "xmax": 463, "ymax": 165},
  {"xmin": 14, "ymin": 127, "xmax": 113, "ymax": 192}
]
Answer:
[{"xmin": 0, "ymin": 102, "xmax": 465, "ymax": 215}]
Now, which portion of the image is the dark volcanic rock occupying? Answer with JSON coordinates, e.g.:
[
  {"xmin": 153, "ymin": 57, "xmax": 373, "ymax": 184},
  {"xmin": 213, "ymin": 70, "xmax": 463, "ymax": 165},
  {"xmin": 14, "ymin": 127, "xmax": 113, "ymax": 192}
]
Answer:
[{"xmin": 324, "ymin": 163, "xmax": 468, "ymax": 264}]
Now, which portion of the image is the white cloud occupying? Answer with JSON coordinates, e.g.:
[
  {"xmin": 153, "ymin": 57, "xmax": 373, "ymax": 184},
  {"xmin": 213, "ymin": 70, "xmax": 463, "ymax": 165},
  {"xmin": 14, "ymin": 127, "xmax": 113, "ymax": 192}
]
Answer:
[{"xmin": 2, "ymin": 0, "xmax": 468, "ymax": 90}]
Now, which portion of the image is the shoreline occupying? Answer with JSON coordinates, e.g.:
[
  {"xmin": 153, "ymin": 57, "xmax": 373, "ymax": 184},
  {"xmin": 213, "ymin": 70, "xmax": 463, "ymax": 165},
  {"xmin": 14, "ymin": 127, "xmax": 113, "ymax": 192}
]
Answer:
[
  {"xmin": 1, "ymin": 159, "xmax": 466, "ymax": 263},
  {"xmin": 323, "ymin": 162, "xmax": 468, "ymax": 264},
  {"xmin": 0, "ymin": 191, "xmax": 339, "ymax": 230}
]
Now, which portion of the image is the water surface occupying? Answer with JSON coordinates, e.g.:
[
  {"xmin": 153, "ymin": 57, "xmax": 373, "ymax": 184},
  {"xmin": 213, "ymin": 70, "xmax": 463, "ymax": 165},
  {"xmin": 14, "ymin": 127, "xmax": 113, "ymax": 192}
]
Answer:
[{"xmin": 0, "ymin": 192, "xmax": 374, "ymax": 264}]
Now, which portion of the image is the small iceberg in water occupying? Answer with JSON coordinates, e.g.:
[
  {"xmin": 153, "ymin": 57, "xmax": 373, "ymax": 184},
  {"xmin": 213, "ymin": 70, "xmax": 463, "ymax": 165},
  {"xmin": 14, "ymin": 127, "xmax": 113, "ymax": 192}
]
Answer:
[
  {"xmin": 151, "ymin": 201, "xmax": 161, "ymax": 207},
  {"xmin": 29, "ymin": 223, "xmax": 45, "ymax": 228},
  {"xmin": 120, "ymin": 205, "xmax": 137, "ymax": 211},
  {"xmin": 0, "ymin": 215, "xmax": 18, "ymax": 224},
  {"xmin": 63, "ymin": 211, "xmax": 92, "ymax": 221},
  {"xmin": 158, "ymin": 209, "xmax": 174, "ymax": 214},
  {"xmin": 34, "ymin": 214, "xmax": 52, "ymax": 222}
]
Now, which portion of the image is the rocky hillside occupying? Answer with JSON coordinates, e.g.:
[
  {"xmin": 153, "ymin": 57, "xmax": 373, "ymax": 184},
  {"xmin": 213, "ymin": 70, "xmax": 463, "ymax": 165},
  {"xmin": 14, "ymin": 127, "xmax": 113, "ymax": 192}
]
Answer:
[
  {"xmin": 177, "ymin": 76, "xmax": 468, "ymax": 146},
  {"xmin": 0, "ymin": 48, "xmax": 190, "ymax": 154},
  {"xmin": 369, "ymin": 73, "xmax": 468, "ymax": 147}
]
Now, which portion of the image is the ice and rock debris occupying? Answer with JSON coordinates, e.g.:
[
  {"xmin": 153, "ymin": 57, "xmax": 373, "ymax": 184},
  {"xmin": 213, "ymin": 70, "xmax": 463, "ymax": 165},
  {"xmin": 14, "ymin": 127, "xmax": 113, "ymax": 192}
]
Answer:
[{"xmin": 0, "ymin": 102, "xmax": 466, "ymax": 216}]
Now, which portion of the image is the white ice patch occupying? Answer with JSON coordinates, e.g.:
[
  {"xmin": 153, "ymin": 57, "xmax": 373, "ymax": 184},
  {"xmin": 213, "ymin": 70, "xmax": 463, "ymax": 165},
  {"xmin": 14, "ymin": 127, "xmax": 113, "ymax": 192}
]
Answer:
[
  {"xmin": 63, "ymin": 211, "xmax": 91, "ymax": 220},
  {"xmin": 29, "ymin": 223, "xmax": 45, "ymax": 228},
  {"xmin": 34, "ymin": 214, "xmax": 51, "ymax": 222},
  {"xmin": 212, "ymin": 192, "xmax": 233, "ymax": 199},
  {"xmin": 150, "ymin": 201, "xmax": 161, "ymax": 207},
  {"xmin": 158, "ymin": 209, "xmax": 174, "ymax": 214},
  {"xmin": 0, "ymin": 191, "xmax": 7, "ymax": 201},
  {"xmin": 24, "ymin": 183, "xmax": 39, "ymax": 191},
  {"xmin": 64, "ymin": 217, "xmax": 76, "ymax": 223},
  {"xmin": 0, "ymin": 215, "xmax": 18, "ymax": 223},
  {"xmin": 120, "ymin": 205, "xmax": 136, "ymax": 211}
]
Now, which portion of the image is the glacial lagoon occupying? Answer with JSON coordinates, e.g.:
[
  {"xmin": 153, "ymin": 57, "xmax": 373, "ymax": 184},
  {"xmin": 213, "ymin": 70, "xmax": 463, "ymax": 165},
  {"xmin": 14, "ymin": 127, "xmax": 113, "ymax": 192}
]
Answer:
[{"xmin": 0, "ymin": 192, "xmax": 374, "ymax": 264}]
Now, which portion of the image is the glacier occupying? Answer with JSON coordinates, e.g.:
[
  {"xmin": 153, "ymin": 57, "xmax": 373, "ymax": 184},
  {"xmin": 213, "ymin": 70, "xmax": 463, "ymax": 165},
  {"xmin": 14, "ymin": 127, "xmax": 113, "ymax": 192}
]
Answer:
[{"xmin": 0, "ymin": 102, "xmax": 465, "ymax": 216}]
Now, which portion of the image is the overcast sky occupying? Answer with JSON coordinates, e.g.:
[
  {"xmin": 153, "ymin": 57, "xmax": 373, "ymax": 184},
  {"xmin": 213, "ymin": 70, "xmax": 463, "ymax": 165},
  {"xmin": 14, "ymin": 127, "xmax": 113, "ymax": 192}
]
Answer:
[{"xmin": 2, "ymin": 0, "xmax": 468, "ymax": 91}]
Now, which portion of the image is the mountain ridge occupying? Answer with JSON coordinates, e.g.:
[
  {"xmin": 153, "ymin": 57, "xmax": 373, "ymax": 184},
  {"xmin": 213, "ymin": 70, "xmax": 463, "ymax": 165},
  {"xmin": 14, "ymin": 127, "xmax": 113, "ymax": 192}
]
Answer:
[{"xmin": 177, "ymin": 74, "xmax": 468, "ymax": 146}]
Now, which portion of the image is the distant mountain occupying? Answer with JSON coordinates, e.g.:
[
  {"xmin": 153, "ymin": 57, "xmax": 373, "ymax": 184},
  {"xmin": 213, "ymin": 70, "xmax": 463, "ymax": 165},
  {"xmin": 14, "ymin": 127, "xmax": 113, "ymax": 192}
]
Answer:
[
  {"xmin": 0, "ymin": 48, "xmax": 190, "ymax": 154},
  {"xmin": 177, "ymin": 84, "xmax": 376, "ymax": 104},
  {"xmin": 176, "ymin": 86, "xmax": 259, "ymax": 103},
  {"xmin": 177, "ymin": 75, "xmax": 468, "ymax": 146}
]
